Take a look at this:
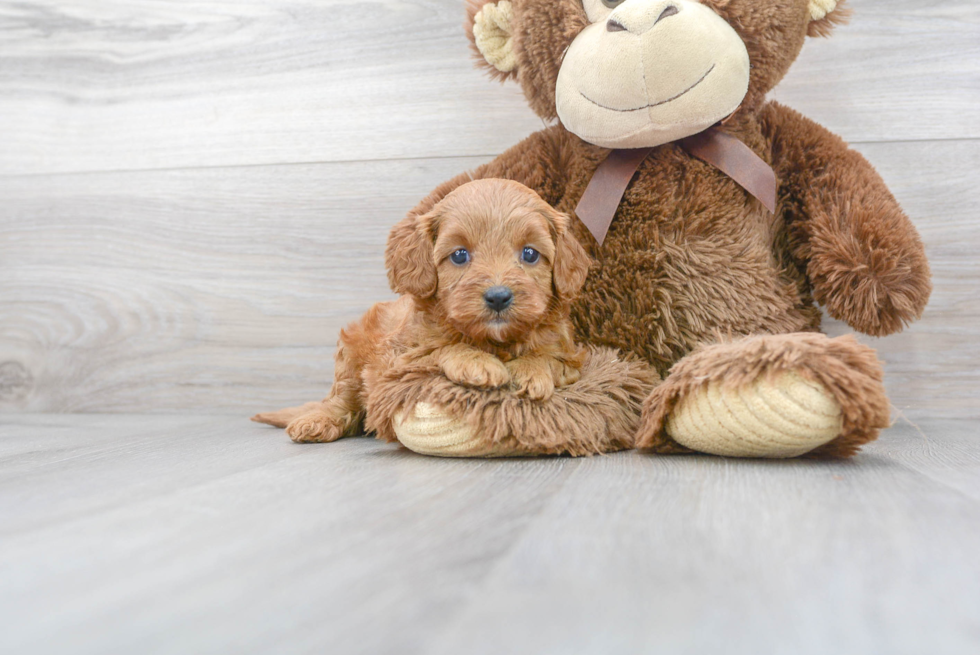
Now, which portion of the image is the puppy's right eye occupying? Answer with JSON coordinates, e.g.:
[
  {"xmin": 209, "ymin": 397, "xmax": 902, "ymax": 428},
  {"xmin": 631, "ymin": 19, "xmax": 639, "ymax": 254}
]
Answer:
[
  {"xmin": 450, "ymin": 248, "xmax": 470, "ymax": 266},
  {"xmin": 521, "ymin": 246, "xmax": 540, "ymax": 264}
]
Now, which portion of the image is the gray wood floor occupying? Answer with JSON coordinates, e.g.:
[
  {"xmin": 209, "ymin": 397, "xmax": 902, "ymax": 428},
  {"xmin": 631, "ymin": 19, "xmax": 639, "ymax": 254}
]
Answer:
[
  {"xmin": 2, "ymin": 1, "xmax": 979, "ymax": 653},
  {"xmin": 1, "ymin": 414, "xmax": 979, "ymax": 654}
]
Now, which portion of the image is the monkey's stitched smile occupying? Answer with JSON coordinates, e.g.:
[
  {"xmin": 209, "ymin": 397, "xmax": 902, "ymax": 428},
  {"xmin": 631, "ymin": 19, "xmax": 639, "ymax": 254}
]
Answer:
[{"xmin": 578, "ymin": 64, "xmax": 716, "ymax": 113}]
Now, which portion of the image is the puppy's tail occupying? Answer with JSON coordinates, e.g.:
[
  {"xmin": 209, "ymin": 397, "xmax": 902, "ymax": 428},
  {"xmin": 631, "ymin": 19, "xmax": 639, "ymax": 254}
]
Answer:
[{"xmin": 250, "ymin": 401, "xmax": 323, "ymax": 428}]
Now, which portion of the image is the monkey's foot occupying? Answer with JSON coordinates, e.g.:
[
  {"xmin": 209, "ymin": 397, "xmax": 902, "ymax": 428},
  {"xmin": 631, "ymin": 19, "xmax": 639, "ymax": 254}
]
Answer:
[
  {"xmin": 635, "ymin": 333, "xmax": 891, "ymax": 459},
  {"xmin": 392, "ymin": 402, "xmax": 524, "ymax": 457}
]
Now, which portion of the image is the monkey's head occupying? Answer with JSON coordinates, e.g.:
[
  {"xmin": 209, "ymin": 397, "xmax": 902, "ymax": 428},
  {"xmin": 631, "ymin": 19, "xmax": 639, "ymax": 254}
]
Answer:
[{"xmin": 467, "ymin": 0, "xmax": 849, "ymax": 148}]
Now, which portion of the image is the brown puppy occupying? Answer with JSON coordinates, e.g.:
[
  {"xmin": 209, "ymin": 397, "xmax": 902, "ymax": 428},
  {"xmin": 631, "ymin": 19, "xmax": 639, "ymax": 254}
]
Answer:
[{"xmin": 282, "ymin": 178, "xmax": 592, "ymax": 443}]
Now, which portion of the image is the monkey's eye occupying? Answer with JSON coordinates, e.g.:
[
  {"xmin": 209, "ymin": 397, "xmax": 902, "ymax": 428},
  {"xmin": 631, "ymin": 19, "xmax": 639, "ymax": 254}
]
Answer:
[
  {"xmin": 521, "ymin": 246, "xmax": 540, "ymax": 265},
  {"xmin": 601, "ymin": 0, "xmax": 627, "ymax": 8},
  {"xmin": 450, "ymin": 248, "xmax": 470, "ymax": 266}
]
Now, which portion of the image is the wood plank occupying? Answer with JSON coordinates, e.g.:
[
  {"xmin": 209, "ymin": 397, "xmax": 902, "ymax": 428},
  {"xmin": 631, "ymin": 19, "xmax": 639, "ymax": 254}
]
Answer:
[
  {"xmin": 770, "ymin": 0, "xmax": 980, "ymax": 144},
  {"xmin": 1, "ymin": 140, "xmax": 975, "ymax": 416},
  {"xmin": 0, "ymin": 0, "xmax": 977, "ymax": 176},
  {"xmin": 0, "ymin": 414, "xmax": 308, "ymax": 535},
  {"xmin": 865, "ymin": 416, "xmax": 980, "ymax": 501},
  {"xmin": 0, "ymin": 414, "xmax": 575, "ymax": 655},
  {"xmin": 1, "ymin": 414, "xmax": 978, "ymax": 653},
  {"xmin": 425, "ymin": 419, "xmax": 980, "ymax": 655},
  {"xmin": 0, "ymin": 156, "xmax": 484, "ymax": 413}
]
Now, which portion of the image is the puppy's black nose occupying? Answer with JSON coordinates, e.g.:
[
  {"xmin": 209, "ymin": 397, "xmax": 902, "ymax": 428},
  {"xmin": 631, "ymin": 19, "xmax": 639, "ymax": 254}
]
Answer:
[{"xmin": 483, "ymin": 286, "xmax": 514, "ymax": 312}]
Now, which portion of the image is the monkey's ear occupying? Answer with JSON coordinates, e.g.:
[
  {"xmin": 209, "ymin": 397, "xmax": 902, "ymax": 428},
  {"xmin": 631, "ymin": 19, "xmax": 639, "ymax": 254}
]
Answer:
[
  {"xmin": 467, "ymin": 1, "xmax": 518, "ymax": 78},
  {"xmin": 548, "ymin": 210, "xmax": 591, "ymax": 301},
  {"xmin": 385, "ymin": 212, "xmax": 439, "ymax": 299},
  {"xmin": 807, "ymin": 0, "xmax": 851, "ymax": 38}
]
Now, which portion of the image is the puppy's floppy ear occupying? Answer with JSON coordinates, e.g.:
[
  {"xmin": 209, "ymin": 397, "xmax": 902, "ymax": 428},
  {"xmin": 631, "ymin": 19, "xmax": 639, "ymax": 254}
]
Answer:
[
  {"xmin": 547, "ymin": 209, "xmax": 591, "ymax": 300},
  {"xmin": 385, "ymin": 211, "xmax": 438, "ymax": 298}
]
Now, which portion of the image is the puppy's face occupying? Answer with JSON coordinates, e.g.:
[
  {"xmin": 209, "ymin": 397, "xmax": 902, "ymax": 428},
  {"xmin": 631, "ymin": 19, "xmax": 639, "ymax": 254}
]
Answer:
[
  {"xmin": 432, "ymin": 196, "xmax": 556, "ymax": 344},
  {"xmin": 386, "ymin": 179, "xmax": 591, "ymax": 345}
]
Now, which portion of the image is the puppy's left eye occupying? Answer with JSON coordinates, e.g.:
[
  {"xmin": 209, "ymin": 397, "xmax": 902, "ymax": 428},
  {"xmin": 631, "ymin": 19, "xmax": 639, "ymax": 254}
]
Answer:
[
  {"xmin": 521, "ymin": 246, "xmax": 540, "ymax": 264},
  {"xmin": 450, "ymin": 248, "xmax": 470, "ymax": 266}
]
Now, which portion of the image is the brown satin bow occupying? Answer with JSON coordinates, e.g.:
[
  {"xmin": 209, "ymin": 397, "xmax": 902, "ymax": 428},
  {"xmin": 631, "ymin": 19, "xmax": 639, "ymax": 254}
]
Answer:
[{"xmin": 575, "ymin": 127, "xmax": 777, "ymax": 245}]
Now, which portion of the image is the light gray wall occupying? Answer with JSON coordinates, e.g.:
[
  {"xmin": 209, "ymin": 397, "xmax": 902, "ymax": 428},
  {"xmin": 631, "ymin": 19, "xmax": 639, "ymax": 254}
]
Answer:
[{"xmin": 1, "ymin": 0, "xmax": 977, "ymax": 416}]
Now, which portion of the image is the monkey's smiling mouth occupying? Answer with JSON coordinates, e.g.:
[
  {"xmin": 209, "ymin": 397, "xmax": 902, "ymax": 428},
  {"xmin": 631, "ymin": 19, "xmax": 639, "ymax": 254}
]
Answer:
[{"xmin": 579, "ymin": 64, "xmax": 716, "ymax": 113}]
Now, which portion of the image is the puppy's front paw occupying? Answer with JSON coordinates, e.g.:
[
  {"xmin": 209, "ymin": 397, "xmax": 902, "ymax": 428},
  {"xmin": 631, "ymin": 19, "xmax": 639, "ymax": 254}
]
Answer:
[
  {"xmin": 519, "ymin": 373, "xmax": 555, "ymax": 401},
  {"xmin": 507, "ymin": 360, "xmax": 556, "ymax": 401},
  {"xmin": 554, "ymin": 361, "xmax": 581, "ymax": 388},
  {"xmin": 443, "ymin": 356, "xmax": 510, "ymax": 389},
  {"xmin": 286, "ymin": 410, "xmax": 343, "ymax": 443}
]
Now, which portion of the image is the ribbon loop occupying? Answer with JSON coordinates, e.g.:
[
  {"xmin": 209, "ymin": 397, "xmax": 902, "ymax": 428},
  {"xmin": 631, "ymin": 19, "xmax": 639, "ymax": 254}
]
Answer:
[{"xmin": 574, "ymin": 127, "xmax": 777, "ymax": 246}]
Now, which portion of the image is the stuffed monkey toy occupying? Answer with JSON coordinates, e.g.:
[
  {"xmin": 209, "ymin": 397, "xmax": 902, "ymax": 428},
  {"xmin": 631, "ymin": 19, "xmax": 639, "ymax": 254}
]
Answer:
[{"xmin": 389, "ymin": 0, "xmax": 931, "ymax": 458}]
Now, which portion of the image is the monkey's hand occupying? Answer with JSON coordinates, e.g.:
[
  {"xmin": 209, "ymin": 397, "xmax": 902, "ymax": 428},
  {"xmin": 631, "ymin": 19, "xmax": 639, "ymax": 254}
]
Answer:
[
  {"xmin": 762, "ymin": 101, "xmax": 931, "ymax": 336},
  {"xmin": 806, "ymin": 198, "xmax": 931, "ymax": 336}
]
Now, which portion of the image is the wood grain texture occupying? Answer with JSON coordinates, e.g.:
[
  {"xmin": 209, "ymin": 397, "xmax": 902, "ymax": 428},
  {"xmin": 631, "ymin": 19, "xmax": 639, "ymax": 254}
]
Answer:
[
  {"xmin": 427, "ymin": 419, "xmax": 980, "ymax": 655},
  {"xmin": 0, "ymin": 0, "xmax": 976, "ymax": 416},
  {"xmin": 1, "ymin": 140, "xmax": 976, "ymax": 416},
  {"xmin": 0, "ymin": 156, "xmax": 476, "ymax": 412},
  {"xmin": 1, "ymin": 414, "xmax": 978, "ymax": 654},
  {"xmin": 0, "ymin": 0, "xmax": 978, "ymax": 176}
]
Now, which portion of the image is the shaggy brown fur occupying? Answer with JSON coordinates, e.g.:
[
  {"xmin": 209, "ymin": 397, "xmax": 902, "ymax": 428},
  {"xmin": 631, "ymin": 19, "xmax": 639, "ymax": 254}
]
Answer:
[
  {"xmin": 383, "ymin": 0, "xmax": 931, "ymax": 457},
  {"xmin": 367, "ymin": 346, "xmax": 656, "ymax": 456},
  {"xmin": 253, "ymin": 179, "xmax": 599, "ymax": 443}
]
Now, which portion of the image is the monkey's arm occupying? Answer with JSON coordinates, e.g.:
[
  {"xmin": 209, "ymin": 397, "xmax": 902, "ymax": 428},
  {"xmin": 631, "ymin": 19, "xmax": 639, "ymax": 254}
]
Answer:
[{"xmin": 761, "ymin": 101, "xmax": 931, "ymax": 336}]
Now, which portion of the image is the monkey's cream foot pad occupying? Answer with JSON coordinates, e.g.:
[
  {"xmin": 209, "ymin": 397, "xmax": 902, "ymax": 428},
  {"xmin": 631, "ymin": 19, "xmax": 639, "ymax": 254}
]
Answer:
[
  {"xmin": 367, "ymin": 347, "xmax": 656, "ymax": 457},
  {"xmin": 664, "ymin": 371, "xmax": 844, "ymax": 459},
  {"xmin": 391, "ymin": 402, "xmax": 508, "ymax": 457}
]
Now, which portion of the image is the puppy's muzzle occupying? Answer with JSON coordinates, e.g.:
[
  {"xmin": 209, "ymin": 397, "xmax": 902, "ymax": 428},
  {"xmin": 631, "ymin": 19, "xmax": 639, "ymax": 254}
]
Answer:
[{"xmin": 483, "ymin": 286, "xmax": 514, "ymax": 313}]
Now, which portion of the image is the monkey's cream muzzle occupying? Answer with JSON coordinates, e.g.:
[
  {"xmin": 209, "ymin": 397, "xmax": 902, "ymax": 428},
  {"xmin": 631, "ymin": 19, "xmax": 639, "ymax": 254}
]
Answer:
[{"xmin": 556, "ymin": 0, "xmax": 750, "ymax": 149}]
